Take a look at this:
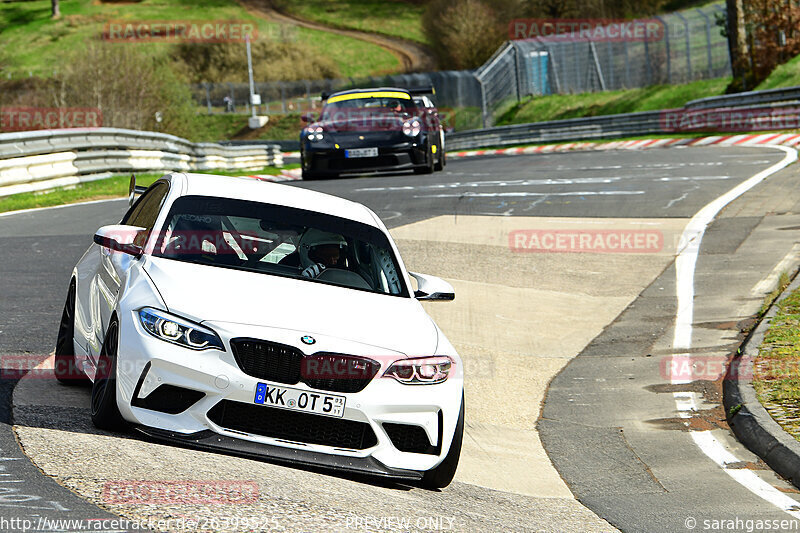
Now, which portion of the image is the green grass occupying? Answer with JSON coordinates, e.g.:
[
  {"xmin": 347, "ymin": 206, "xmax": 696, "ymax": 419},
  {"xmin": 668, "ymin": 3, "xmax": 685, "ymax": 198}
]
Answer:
[
  {"xmin": 182, "ymin": 113, "xmax": 249, "ymax": 142},
  {"xmin": 0, "ymin": 0, "xmax": 399, "ymax": 79},
  {"xmin": 279, "ymin": 0, "xmax": 427, "ymax": 45},
  {"xmin": 755, "ymin": 53, "xmax": 800, "ymax": 91},
  {"xmin": 0, "ymin": 165, "xmax": 298, "ymax": 214},
  {"xmin": 498, "ymin": 78, "xmax": 732, "ymax": 125},
  {"xmin": 754, "ymin": 276, "xmax": 800, "ymax": 443}
]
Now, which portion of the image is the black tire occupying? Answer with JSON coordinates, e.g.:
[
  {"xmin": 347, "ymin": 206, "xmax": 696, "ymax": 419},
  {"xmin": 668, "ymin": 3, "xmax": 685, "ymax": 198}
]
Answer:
[
  {"xmin": 91, "ymin": 319, "xmax": 128, "ymax": 432},
  {"xmin": 414, "ymin": 147, "xmax": 435, "ymax": 175},
  {"xmin": 420, "ymin": 393, "xmax": 464, "ymax": 489},
  {"xmin": 54, "ymin": 281, "xmax": 88, "ymax": 385},
  {"xmin": 434, "ymin": 146, "xmax": 445, "ymax": 171}
]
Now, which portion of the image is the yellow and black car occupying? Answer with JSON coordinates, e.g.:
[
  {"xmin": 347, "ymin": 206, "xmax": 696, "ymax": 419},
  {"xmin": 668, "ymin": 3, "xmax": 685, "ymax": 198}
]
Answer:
[{"xmin": 300, "ymin": 87, "xmax": 445, "ymax": 180}]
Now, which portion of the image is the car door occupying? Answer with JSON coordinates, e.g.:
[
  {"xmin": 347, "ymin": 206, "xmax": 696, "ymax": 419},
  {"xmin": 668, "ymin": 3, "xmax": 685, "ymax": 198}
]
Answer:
[{"xmin": 91, "ymin": 182, "xmax": 169, "ymax": 363}]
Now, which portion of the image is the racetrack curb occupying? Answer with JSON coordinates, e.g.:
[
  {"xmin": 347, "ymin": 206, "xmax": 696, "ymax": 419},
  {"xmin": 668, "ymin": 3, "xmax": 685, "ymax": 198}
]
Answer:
[
  {"xmin": 724, "ymin": 264, "xmax": 800, "ymax": 490},
  {"xmin": 282, "ymin": 133, "xmax": 800, "ymax": 163},
  {"xmin": 448, "ymin": 133, "xmax": 800, "ymax": 158}
]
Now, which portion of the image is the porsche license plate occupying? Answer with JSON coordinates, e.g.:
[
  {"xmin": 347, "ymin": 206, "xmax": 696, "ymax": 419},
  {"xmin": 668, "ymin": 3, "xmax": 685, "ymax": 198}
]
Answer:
[
  {"xmin": 345, "ymin": 147, "xmax": 378, "ymax": 158},
  {"xmin": 253, "ymin": 383, "xmax": 345, "ymax": 418}
]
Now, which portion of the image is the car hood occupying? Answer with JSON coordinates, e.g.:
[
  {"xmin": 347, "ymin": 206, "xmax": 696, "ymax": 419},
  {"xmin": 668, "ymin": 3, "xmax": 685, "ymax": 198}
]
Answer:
[{"xmin": 143, "ymin": 256, "xmax": 439, "ymax": 356}]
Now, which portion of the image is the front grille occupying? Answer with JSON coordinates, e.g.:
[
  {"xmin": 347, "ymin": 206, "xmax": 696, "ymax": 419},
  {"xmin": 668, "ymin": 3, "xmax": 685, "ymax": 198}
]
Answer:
[
  {"xmin": 230, "ymin": 339, "xmax": 377, "ymax": 394},
  {"xmin": 207, "ymin": 400, "xmax": 378, "ymax": 450},
  {"xmin": 330, "ymin": 155, "xmax": 407, "ymax": 171},
  {"xmin": 302, "ymin": 353, "xmax": 380, "ymax": 393},
  {"xmin": 383, "ymin": 422, "xmax": 439, "ymax": 455},
  {"xmin": 131, "ymin": 385, "xmax": 205, "ymax": 414},
  {"xmin": 231, "ymin": 339, "xmax": 302, "ymax": 385}
]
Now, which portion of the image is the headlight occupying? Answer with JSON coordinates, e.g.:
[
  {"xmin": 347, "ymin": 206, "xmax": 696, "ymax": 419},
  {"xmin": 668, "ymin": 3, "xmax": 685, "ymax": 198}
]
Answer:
[
  {"xmin": 384, "ymin": 356, "xmax": 452, "ymax": 385},
  {"xmin": 402, "ymin": 118, "xmax": 421, "ymax": 137},
  {"xmin": 138, "ymin": 308, "xmax": 224, "ymax": 351},
  {"xmin": 306, "ymin": 125, "xmax": 324, "ymax": 142}
]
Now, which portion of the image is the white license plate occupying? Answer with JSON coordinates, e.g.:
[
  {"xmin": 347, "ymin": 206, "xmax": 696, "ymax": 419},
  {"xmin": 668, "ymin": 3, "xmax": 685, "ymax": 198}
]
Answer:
[
  {"xmin": 345, "ymin": 147, "xmax": 378, "ymax": 158},
  {"xmin": 253, "ymin": 383, "xmax": 345, "ymax": 418}
]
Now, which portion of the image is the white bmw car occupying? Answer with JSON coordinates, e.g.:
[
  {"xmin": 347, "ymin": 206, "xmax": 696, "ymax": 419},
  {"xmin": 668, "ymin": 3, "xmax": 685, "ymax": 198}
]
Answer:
[{"xmin": 54, "ymin": 172, "xmax": 463, "ymax": 488}]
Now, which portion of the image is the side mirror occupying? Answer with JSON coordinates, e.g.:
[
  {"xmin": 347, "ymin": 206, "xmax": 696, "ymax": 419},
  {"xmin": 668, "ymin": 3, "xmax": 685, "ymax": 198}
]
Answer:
[
  {"xmin": 94, "ymin": 225, "xmax": 147, "ymax": 258},
  {"xmin": 300, "ymin": 113, "xmax": 315, "ymax": 123},
  {"xmin": 409, "ymin": 272, "xmax": 455, "ymax": 301}
]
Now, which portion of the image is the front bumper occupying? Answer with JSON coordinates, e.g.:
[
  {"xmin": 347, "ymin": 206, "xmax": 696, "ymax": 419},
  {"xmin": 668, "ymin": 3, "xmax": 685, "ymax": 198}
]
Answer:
[
  {"xmin": 302, "ymin": 140, "xmax": 429, "ymax": 175},
  {"xmin": 135, "ymin": 427, "xmax": 423, "ymax": 481},
  {"xmin": 115, "ymin": 311, "xmax": 463, "ymax": 477}
]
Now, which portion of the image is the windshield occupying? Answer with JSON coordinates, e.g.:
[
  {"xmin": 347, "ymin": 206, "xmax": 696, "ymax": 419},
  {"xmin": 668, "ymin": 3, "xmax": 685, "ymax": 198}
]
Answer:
[
  {"xmin": 153, "ymin": 196, "xmax": 409, "ymax": 297},
  {"xmin": 321, "ymin": 95, "xmax": 414, "ymax": 119}
]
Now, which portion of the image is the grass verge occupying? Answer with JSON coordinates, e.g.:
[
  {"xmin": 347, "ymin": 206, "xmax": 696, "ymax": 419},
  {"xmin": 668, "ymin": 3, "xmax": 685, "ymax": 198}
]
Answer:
[
  {"xmin": 753, "ymin": 273, "xmax": 800, "ymax": 443},
  {"xmin": 0, "ymin": 165, "xmax": 298, "ymax": 214},
  {"xmin": 0, "ymin": 0, "xmax": 398, "ymax": 79},
  {"xmin": 497, "ymin": 78, "xmax": 732, "ymax": 125},
  {"xmin": 278, "ymin": 0, "xmax": 427, "ymax": 45}
]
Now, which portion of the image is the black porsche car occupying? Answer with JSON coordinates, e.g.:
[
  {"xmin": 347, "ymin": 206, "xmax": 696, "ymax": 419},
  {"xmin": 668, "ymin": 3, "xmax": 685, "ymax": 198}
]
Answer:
[{"xmin": 300, "ymin": 87, "xmax": 445, "ymax": 180}]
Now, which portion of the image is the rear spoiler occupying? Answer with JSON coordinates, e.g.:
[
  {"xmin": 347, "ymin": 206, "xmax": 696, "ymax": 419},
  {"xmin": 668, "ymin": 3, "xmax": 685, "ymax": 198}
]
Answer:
[
  {"xmin": 321, "ymin": 86, "xmax": 435, "ymax": 101},
  {"xmin": 407, "ymin": 86, "xmax": 435, "ymax": 96}
]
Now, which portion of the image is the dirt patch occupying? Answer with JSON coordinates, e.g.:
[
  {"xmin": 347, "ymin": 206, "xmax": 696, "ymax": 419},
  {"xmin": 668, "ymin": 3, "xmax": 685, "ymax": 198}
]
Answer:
[{"xmin": 235, "ymin": 0, "xmax": 435, "ymax": 72}]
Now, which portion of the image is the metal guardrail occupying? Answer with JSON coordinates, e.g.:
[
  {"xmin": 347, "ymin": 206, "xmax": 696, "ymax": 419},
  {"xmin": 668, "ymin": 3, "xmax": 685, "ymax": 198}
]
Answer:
[
  {"xmin": 447, "ymin": 86, "xmax": 800, "ymax": 151},
  {"xmin": 0, "ymin": 128, "xmax": 282, "ymax": 197},
  {"xmin": 684, "ymin": 86, "xmax": 800, "ymax": 110}
]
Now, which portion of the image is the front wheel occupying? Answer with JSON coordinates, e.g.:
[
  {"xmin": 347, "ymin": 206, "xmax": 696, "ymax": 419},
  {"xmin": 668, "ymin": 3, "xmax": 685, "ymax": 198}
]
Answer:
[
  {"xmin": 91, "ymin": 319, "xmax": 128, "ymax": 432},
  {"xmin": 420, "ymin": 393, "xmax": 464, "ymax": 489},
  {"xmin": 54, "ymin": 280, "xmax": 88, "ymax": 385},
  {"xmin": 414, "ymin": 147, "xmax": 435, "ymax": 175},
  {"xmin": 434, "ymin": 147, "xmax": 445, "ymax": 171}
]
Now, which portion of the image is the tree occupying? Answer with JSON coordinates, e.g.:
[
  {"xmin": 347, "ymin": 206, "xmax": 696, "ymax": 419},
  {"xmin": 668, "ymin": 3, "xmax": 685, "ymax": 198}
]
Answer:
[
  {"xmin": 725, "ymin": 0, "xmax": 751, "ymax": 92},
  {"xmin": 51, "ymin": 0, "xmax": 60, "ymax": 19}
]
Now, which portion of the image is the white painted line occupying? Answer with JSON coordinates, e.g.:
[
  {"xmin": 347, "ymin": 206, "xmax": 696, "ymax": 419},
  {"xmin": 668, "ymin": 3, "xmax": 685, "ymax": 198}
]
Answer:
[
  {"xmin": 750, "ymin": 243, "xmax": 800, "ymax": 296},
  {"xmin": 671, "ymin": 145, "xmax": 800, "ymax": 517},
  {"xmin": 415, "ymin": 190, "xmax": 646, "ymax": 198}
]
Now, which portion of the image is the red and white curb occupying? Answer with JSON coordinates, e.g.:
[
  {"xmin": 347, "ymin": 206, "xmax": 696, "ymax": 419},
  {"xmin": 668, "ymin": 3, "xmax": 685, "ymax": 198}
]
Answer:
[
  {"xmin": 448, "ymin": 133, "xmax": 800, "ymax": 158},
  {"xmin": 247, "ymin": 168, "xmax": 302, "ymax": 182},
  {"xmin": 279, "ymin": 134, "xmax": 800, "ymax": 164}
]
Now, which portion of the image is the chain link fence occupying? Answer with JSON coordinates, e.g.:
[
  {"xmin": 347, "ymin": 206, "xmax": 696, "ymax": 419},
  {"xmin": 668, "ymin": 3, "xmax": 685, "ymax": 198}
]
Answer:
[
  {"xmin": 191, "ymin": 71, "xmax": 483, "ymax": 128},
  {"xmin": 477, "ymin": 3, "xmax": 731, "ymax": 125},
  {"xmin": 193, "ymin": 4, "xmax": 731, "ymax": 130}
]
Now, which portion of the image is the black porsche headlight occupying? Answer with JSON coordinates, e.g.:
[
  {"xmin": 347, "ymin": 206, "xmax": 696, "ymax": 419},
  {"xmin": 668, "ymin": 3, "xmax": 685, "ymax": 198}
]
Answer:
[
  {"xmin": 402, "ymin": 118, "xmax": 421, "ymax": 137},
  {"xmin": 306, "ymin": 125, "xmax": 324, "ymax": 142},
  {"xmin": 138, "ymin": 307, "xmax": 224, "ymax": 351}
]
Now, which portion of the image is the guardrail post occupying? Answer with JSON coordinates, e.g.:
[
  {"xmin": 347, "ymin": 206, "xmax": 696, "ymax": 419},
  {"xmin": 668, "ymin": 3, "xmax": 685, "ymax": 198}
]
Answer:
[
  {"xmin": 655, "ymin": 16, "xmax": 670, "ymax": 84},
  {"xmin": 697, "ymin": 8, "xmax": 714, "ymax": 78},
  {"xmin": 512, "ymin": 42, "xmax": 522, "ymax": 102},
  {"xmin": 589, "ymin": 42, "xmax": 607, "ymax": 91},
  {"xmin": 675, "ymin": 12, "xmax": 692, "ymax": 81},
  {"xmin": 478, "ymin": 76, "xmax": 488, "ymax": 129},
  {"xmin": 624, "ymin": 40, "xmax": 630, "ymax": 88},
  {"xmin": 204, "ymin": 83, "xmax": 212, "ymax": 115}
]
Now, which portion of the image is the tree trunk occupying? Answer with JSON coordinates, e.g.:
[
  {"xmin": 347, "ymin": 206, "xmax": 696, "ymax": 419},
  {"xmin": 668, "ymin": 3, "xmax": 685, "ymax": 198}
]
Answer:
[
  {"xmin": 725, "ymin": 0, "xmax": 750, "ymax": 91},
  {"xmin": 51, "ymin": 0, "xmax": 60, "ymax": 19}
]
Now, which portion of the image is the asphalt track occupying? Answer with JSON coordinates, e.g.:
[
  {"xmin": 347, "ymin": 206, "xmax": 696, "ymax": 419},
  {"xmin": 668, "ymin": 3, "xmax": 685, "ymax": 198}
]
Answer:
[{"xmin": 2, "ymin": 146, "xmax": 800, "ymax": 532}]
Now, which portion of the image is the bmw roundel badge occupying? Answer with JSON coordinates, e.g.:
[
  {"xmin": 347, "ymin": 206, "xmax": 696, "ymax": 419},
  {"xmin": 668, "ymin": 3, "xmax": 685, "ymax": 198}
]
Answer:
[{"xmin": 301, "ymin": 335, "xmax": 316, "ymax": 345}]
